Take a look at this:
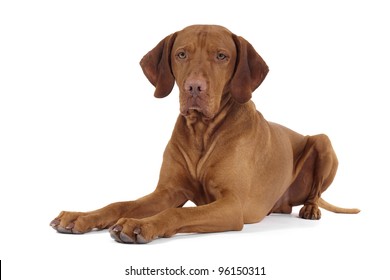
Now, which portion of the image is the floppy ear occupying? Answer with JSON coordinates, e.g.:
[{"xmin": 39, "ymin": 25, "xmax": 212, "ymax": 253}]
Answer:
[
  {"xmin": 230, "ymin": 35, "xmax": 269, "ymax": 103},
  {"xmin": 140, "ymin": 33, "xmax": 177, "ymax": 98}
]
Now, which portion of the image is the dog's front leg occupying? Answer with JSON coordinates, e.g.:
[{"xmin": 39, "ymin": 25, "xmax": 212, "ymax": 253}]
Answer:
[
  {"xmin": 50, "ymin": 188, "xmax": 187, "ymax": 234},
  {"xmin": 109, "ymin": 192, "xmax": 244, "ymax": 244}
]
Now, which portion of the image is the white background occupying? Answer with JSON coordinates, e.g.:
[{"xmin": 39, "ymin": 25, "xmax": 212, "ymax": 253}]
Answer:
[{"xmin": 1, "ymin": 0, "xmax": 389, "ymax": 279}]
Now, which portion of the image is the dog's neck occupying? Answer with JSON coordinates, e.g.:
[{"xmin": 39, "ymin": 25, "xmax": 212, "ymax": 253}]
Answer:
[{"xmin": 182, "ymin": 95, "xmax": 235, "ymax": 151}]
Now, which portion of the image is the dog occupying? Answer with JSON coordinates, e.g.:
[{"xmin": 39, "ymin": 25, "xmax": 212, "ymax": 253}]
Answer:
[{"xmin": 50, "ymin": 25, "xmax": 359, "ymax": 243}]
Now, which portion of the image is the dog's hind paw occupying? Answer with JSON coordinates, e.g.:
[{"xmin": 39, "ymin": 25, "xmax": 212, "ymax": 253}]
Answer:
[{"xmin": 299, "ymin": 204, "xmax": 321, "ymax": 220}]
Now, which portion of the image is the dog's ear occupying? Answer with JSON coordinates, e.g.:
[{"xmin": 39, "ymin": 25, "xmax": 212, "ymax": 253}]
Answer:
[
  {"xmin": 140, "ymin": 33, "xmax": 177, "ymax": 98},
  {"xmin": 230, "ymin": 35, "xmax": 269, "ymax": 103}
]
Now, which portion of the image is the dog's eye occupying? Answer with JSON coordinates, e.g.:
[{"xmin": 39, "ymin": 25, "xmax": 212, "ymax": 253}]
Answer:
[
  {"xmin": 177, "ymin": 51, "xmax": 187, "ymax": 59},
  {"xmin": 216, "ymin": 53, "xmax": 227, "ymax": 61}
]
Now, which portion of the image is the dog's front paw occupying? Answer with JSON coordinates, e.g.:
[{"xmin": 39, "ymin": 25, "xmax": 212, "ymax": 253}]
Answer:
[
  {"xmin": 109, "ymin": 218, "xmax": 163, "ymax": 244},
  {"xmin": 299, "ymin": 204, "xmax": 321, "ymax": 220},
  {"xmin": 50, "ymin": 211, "xmax": 109, "ymax": 234}
]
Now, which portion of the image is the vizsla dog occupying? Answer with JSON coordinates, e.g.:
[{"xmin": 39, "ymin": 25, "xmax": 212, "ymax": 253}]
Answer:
[{"xmin": 50, "ymin": 25, "xmax": 359, "ymax": 243}]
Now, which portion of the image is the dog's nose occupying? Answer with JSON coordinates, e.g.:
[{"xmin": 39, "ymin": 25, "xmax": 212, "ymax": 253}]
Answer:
[{"xmin": 184, "ymin": 79, "xmax": 207, "ymax": 97}]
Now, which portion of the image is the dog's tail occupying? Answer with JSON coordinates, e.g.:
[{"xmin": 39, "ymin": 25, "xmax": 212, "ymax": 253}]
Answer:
[{"xmin": 318, "ymin": 198, "xmax": 360, "ymax": 214}]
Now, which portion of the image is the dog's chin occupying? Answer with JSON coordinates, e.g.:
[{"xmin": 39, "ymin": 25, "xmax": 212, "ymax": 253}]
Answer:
[{"xmin": 181, "ymin": 106, "xmax": 215, "ymax": 120}]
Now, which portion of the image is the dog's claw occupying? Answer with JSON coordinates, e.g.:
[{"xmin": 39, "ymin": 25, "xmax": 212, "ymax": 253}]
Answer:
[
  {"xmin": 65, "ymin": 222, "xmax": 75, "ymax": 230},
  {"xmin": 50, "ymin": 219, "xmax": 60, "ymax": 228},
  {"xmin": 133, "ymin": 227, "xmax": 148, "ymax": 244},
  {"xmin": 119, "ymin": 232, "xmax": 135, "ymax": 243},
  {"xmin": 110, "ymin": 225, "xmax": 122, "ymax": 233},
  {"xmin": 56, "ymin": 225, "xmax": 73, "ymax": 234},
  {"xmin": 133, "ymin": 227, "xmax": 141, "ymax": 235},
  {"xmin": 109, "ymin": 230, "xmax": 120, "ymax": 242},
  {"xmin": 110, "ymin": 225, "xmax": 128, "ymax": 243}
]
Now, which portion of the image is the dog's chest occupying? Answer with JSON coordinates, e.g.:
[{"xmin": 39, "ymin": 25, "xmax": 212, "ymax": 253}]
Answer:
[{"xmin": 183, "ymin": 113, "xmax": 220, "ymax": 152}]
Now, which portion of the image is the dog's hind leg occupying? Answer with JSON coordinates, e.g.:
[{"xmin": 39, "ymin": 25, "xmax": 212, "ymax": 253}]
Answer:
[
  {"xmin": 297, "ymin": 134, "xmax": 338, "ymax": 219},
  {"xmin": 270, "ymin": 134, "xmax": 339, "ymax": 219}
]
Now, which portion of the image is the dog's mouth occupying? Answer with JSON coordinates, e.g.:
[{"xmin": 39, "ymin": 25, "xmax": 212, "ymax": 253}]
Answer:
[
  {"xmin": 180, "ymin": 96, "xmax": 214, "ymax": 119},
  {"xmin": 188, "ymin": 106, "xmax": 202, "ymax": 112}
]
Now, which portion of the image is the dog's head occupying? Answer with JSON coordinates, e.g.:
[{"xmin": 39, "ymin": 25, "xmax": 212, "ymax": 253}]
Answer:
[{"xmin": 140, "ymin": 25, "xmax": 268, "ymax": 119}]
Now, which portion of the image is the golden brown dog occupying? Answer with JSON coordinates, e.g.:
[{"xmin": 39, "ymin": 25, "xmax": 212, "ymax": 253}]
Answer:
[{"xmin": 50, "ymin": 25, "xmax": 359, "ymax": 243}]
